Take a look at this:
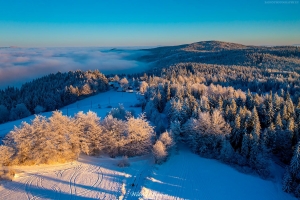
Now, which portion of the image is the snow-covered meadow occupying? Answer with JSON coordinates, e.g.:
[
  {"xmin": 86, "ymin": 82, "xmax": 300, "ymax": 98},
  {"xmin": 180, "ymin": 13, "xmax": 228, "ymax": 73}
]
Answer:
[{"xmin": 0, "ymin": 90, "xmax": 297, "ymax": 200}]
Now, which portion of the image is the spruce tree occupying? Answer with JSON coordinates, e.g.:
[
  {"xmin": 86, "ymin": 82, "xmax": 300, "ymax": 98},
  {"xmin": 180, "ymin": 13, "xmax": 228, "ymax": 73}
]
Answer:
[
  {"xmin": 230, "ymin": 114, "xmax": 242, "ymax": 150},
  {"xmin": 241, "ymin": 133, "xmax": 251, "ymax": 159},
  {"xmin": 246, "ymin": 89, "xmax": 254, "ymax": 110},
  {"xmin": 275, "ymin": 112, "xmax": 283, "ymax": 130}
]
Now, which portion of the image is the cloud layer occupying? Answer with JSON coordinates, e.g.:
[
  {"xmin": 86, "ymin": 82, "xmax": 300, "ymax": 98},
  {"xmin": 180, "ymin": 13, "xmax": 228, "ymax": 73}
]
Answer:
[{"xmin": 0, "ymin": 47, "xmax": 149, "ymax": 89}]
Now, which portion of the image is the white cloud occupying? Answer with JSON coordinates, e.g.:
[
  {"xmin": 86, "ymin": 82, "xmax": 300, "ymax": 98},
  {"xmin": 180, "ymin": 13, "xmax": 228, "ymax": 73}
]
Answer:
[{"xmin": 0, "ymin": 47, "xmax": 149, "ymax": 89}]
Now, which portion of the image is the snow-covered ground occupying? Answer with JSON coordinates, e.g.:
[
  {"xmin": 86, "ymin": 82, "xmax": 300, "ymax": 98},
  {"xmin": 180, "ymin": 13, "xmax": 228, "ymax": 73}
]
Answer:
[
  {"xmin": 0, "ymin": 90, "xmax": 141, "ymax": 138},
  {"xmin": 141, "ymin": 146, "xmax": 296, "ymax": 200},
  {"xmin": 0, "ymin": 90, "xmax": 297, "ymax": 199},
  {"xmin": 0, "ymin": 146, "xmax": 296, "ymax": 200},
  {"xmin": 0, "ymin": 154, "xmax": 152, "ymax": 200}
]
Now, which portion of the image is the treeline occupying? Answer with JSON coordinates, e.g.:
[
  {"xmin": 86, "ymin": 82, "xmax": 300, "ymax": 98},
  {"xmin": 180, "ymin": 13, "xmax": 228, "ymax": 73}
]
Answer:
[
  {"xmin": 0, "ymin": 110, "xmax": 157, "ymax": 166},
  {"xmin": 156, "ymin": 63, "xmax": 300, "ymax": 99},
  {"xmin": 140, "ymin": 66, "xmax": 300, "ymax": 196},
  {"xmin": 0, "ymin": 70, "xmax": 109, "ymax": 124}
]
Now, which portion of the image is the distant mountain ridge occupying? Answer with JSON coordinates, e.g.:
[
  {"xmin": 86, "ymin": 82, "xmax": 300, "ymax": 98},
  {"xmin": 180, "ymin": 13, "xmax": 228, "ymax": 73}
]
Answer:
[{"xmin": 140, "ymin": 40, "xmax": 300, "ymax": 73}]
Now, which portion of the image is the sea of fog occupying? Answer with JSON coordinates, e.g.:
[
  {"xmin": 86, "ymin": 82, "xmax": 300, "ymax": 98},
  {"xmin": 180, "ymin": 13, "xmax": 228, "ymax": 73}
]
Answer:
[{"xmin": 0, "ymin": 47, "xmax": 151, "ymax": 89}]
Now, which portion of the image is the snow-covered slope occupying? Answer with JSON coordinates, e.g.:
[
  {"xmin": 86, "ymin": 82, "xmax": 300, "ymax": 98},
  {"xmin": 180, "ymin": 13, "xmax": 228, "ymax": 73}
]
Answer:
[
  {"xmin": 0, "ymin": 146, "xmax": 296, "ymax": 200},
  {"xmin": 141, "ymin": 146, "xmax": 296, "ymax": 200},
  {"xmin": 0, "ymin": 90, "xmax": 141, "ymax": 138}
]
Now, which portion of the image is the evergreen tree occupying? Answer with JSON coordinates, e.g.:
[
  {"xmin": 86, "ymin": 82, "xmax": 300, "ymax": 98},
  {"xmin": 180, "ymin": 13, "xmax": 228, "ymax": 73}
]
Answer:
[
  {"xmin": 251, "ymin": 107, "xmax": 261, "ymax": 141},
  {"xmin": 275, "ymin": 112, "xmax": 283, "ymax": 130},
  {"xmin": 164, "ymin": 83, "xmax": 171, "ymax": 102},
  {"xmin": 290, "ymin": 142, "xmax": 300, "ymax": 175},
  {"xmin": 241, "ymin": 133, "xmax": 251, "ymax": 159},
  {"xmin": 264, "ymin": 100, "xmax": 274, "ymax": 128},
  {"xmin": 220, "ymin": 139, "xmax": 235, "ymax": 163},
  {"xmin": 230, "ymin": 114, "xmax": 242, "ymax": 150},
  {"xmin": 273, "ymin": 93, "xmax": 282, "ymax": 113},
  {"xmin": 217, "ymin": 97, "xmax": 223, "ymax": 111},
  {"xmin": 246, "ymin": 89, "xmax": 254, "ymax": 110}
]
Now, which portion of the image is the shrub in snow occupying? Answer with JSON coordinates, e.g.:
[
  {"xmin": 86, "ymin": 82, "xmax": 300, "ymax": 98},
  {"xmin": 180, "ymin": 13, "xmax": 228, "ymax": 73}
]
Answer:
[
  {"xmin": 0, "ymin": 168, "xmax": 15, "ymax": 181},
  {"xmin": 34, "ymin": 105, "xmax": 45, "ymax": 114},
  {"xmin": 9, "ymin": 103, "xmax": 31, "ymax": 121},
  {"xmin": 117, "ymin": 156, "xmax": 130, "ymax": 167},
  {"xmin": 108, "ymin": 104, "xmax": 135, "ymax": 120},
  {"xmin": 0, "ymin": 146, "xmax": 15, "ymax": 166},
  {"xmin": 153, "ymin": 140, "xmax": 167, "ymax": 164}
]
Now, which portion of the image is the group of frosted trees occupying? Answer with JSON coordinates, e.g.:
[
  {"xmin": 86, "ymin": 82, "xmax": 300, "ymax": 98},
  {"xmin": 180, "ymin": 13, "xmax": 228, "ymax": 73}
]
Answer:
[
  {"xmin": 0, "ymin": 110, "xmax": 155, "ymax": 166},
  {"xmin": 0, "ymin": 70, "xmax": 108, "ymax": 124},
  {"xmin": 141, "ymin": 68, "xmax": 300, "ymax": 184}
]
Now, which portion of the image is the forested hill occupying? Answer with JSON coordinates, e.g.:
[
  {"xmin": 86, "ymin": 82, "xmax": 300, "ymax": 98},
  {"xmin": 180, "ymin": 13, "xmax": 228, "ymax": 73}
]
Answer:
[
  {"xmin": 140, "ymin": 41, "xmax": 300, "ymax": 73},
  {"xmin": 0, "ymin": 70, "xmax": 108, "ymax": 123}
]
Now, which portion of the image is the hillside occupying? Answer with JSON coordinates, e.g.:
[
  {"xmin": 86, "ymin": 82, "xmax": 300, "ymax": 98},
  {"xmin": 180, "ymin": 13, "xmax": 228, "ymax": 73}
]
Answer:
[{"xmin": 140, "ymin": 41, "xmax": 300, "ymax": 73}]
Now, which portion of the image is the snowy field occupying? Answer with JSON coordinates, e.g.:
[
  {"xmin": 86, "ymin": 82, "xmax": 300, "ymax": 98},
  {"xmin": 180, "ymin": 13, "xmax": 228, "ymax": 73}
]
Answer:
[{"xmin": 0, "ymin": 90, "xmax": 297, "ymax": 199}]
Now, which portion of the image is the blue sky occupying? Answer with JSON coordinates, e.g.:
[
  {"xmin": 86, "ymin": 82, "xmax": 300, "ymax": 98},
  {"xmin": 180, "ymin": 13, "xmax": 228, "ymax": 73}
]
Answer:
[{"xmin": 0, "ymin": 0, "xmax": 299, "ymax": 47}]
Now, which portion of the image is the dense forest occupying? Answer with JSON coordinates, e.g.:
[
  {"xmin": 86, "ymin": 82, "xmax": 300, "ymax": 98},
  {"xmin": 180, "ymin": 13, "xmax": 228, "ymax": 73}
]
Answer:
[{"xmin": 1, "ymin": 41, "xmax": 300, "ymax": 197}]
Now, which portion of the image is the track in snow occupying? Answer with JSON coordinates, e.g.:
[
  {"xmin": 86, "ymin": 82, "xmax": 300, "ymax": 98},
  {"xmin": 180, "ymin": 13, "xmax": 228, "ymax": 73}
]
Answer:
[
  {"xmin": 0, "ymin": 158, "xmax": 126, "ymax": 200},
  {"xmin": 0, "ymin": 148, "xmax": 296, "ymax": 200}
]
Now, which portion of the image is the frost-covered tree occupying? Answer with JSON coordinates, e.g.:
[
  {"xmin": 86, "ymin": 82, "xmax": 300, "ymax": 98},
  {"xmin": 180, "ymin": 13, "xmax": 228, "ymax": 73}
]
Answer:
[
  {"xmin": 159, "ymin": 131, "xmax": 174, "ymax": 149},
  {"xmin": 184, "ymin": 109, "xmax": 231, "ymax": 156},
  {"xmin": 101, "ymin": 114, "xmax": 127, "ymax": 157},
  {"xmin": 139, "ymin": 81, "xmax": 149, "ymax": 94},
  {"xmin": 153, "ymin": 140, "xmax": 167, "ymax": 164},
  {"xmin": 74, "ymin": 111, "xmax": 103, "ymax": 155},
  {"xmin": 119, "ymin": 77, "xmax": 129, "ymax": 90},
  {"xmin": 170, "ymin": 120, "xmax": 182, "ymax": 142},
  {"xmin": 122, "ymin": 114, "xmax": 154, "ymax": 156}
]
